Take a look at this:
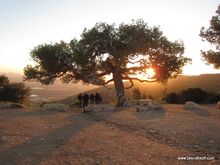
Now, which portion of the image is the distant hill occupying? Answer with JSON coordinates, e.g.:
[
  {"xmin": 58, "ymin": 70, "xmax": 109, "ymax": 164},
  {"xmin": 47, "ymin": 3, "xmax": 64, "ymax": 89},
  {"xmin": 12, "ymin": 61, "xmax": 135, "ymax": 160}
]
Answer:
[
  {"xmin": 59, "ymin": 74, "xmax": 220, "ymax": 104},
  {"xmin": 0, "ymin": 72, "xmax": 97, "ymax": 100},
  {"xmin": 1, "ymin": 72, "xmax": 220, "ymax": 103}
]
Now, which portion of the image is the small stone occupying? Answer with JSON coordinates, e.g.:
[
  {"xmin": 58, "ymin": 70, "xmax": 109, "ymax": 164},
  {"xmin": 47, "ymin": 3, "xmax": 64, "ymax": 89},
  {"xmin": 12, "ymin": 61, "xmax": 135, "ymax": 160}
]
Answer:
[
  {"xmin": 149, "ymin": 130, "xmax": 156, "ymax": 133},
  {"xmin": 42, "ymin": 103, "xmax": 70, "ymax": 112},
  {"xmin": 209, "ymin": 140, "xmax": 214, "ymax": 143},
  {"xmin": 184, "ymin": 101, "xmax": 202, "ymax": 110},
  {"xmin": 217, "ymin": 101, "xmax": 220, "ymax": 109}
]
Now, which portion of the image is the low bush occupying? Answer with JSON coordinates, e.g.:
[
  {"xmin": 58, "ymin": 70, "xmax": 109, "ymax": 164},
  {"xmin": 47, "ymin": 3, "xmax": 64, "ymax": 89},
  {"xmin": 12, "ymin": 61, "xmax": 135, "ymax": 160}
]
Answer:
[
  {"xmin": 165, "ymin": 88, "xmax": 220, "ymax": 104},
  {"xmin": 0, "ymin": 75, "xmax": 30, "ymax": 103}
]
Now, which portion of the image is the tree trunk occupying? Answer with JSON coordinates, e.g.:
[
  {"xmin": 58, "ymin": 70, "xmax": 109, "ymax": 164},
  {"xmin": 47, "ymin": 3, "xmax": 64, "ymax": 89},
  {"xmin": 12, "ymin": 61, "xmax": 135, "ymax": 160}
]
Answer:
[{"xmin": 112, "ymin": 69, "xmax": 128, "ymax": 106}]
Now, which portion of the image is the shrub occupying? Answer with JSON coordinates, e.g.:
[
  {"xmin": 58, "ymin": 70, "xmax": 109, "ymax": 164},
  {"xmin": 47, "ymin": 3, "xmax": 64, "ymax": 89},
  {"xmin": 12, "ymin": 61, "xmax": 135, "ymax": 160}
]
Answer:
[
  {"xmin": 204, "ymin": 92, "xmax": 220, "ymax": 103},
  {"xmin": 0, "ymin": 75, "xmax": 30, "ymax": 103},
  {"xmin": 165, "ymin": 92, "xmax": 178, "ymax": 103},
  {"xmin": 132, "ymin": 87, "xmax": 141, "ymax": 100},
  {"xmin": 180, "ymin": 88, "xmax": 207, "ymax": 103},
  {"xmin": 165, "ymin": 88, "xmax": 219, "ymax": 104},
  {"xmin": 0, "ymin": 75, "xmax": 9, "ymax": 86},
  {"xmin": 142, "ymin": 93, "xmax": 147, "ymax": 99},
  {"xmin": 148, "ymin": 95, "xmax": 154, "ymax": 100}
]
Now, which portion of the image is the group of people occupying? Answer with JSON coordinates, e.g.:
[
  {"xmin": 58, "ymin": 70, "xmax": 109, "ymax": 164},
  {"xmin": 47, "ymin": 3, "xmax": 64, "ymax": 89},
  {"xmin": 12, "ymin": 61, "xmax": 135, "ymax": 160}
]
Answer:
[{"xmin": 78, "ymin": 92, "xmax": 102, "ymax": 108}]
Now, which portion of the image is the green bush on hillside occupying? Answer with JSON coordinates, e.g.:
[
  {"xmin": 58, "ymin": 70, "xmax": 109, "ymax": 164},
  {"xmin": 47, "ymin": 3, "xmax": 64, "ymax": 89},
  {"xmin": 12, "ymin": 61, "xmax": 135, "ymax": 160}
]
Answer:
[
  {"xmin": 0, "ymin": 75, "xmax": 9, "ymax": 86},
  {"xmin": 165, "ymin": 88, "xmax": 220, "ymax": 104},
  {"xmin": 133, "ymin": 88, "xmax": 142, "ymax": 100},
  {"xmin": 0, "ymin": 75, "xmax": 30, "ymax": 103}
]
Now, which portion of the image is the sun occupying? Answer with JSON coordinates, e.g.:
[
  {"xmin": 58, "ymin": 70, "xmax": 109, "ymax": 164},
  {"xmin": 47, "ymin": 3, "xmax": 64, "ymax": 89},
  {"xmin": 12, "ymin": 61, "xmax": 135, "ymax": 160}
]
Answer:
[
  {"xmin": 145, "ymin": 68, "xmax": 156, "ymax": 79},
  {"xmin": 136, "ymin": 67, "xmax": 156, "ymax": 80}
]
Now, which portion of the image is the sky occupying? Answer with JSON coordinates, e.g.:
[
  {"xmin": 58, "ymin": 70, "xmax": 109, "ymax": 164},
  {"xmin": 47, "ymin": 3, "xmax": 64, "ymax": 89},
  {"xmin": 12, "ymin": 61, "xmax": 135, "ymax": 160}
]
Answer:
[{"xmin": 0, "ymin": 0, "xmax": 220, "ymax": 75}]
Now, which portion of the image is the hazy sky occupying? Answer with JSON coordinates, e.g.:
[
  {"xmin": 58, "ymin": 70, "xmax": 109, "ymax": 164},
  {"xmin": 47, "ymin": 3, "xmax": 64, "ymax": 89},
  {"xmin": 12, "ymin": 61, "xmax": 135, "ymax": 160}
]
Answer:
[{"xmin": 0, "ymin": 0, "xmax": 220, "ymax": 75}]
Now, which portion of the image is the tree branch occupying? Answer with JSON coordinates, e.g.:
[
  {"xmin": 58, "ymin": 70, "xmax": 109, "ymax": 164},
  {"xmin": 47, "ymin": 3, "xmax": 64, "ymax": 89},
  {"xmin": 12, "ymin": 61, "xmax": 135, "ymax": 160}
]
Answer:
[
  {"xmin": 124, "ymin": 78, "xmax": 134, "ymax": 89},
  {"xmin": 102, "ymin": 78, "xmax": 114, "ymax": 85},
  {"xmin": 101, "ymin": 78, "xmax": 115, "ymax": 90},
  {"xmin": 96, "ymin": 70, "xmax": 112, "ymax": 77},
  {"xmin": 126, "ymin": 65, "xmax": 147, "ymax": 70},
  {"xmin": 124, "ymin": 77, "xmax": 157, "ymax": 83},
  {"xmin": 127, "ymin": 59, "xmax": 144, "ymax": 64}
]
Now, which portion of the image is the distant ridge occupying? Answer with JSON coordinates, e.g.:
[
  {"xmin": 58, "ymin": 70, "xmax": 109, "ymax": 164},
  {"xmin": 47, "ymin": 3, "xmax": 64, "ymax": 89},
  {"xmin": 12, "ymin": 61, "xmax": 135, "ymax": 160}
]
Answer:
[
  {"xmin": 1, "ymin": 72, "xmax": 220, "ymax": 102},
  {"xmin": 59, "ymin": 74, "xmax": 220, "ymax": 104},
  {"xmin": 0, "ymin": 72, "xmax": 97, "ymax": 100}
]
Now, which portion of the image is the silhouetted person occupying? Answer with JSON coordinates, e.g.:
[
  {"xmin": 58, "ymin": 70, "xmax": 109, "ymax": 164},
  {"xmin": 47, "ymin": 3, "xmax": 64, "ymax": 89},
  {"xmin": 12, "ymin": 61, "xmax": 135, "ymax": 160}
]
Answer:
[
  {"xmin": 89, "ymin": 93, "xmax": 95, "ymax": 104},
  {"xmin": 83, "ymin": 93, "xmax": 89, "ymax": 108},
  {"xmin": 95, "ymin": 93, "xmax": 102, "ymax": 104},
  {"xmin": 78, "ymin": 93, "xmax": 82, "ymax": 107},
  {"xmin": 99, "ymin": 94, "xmax": 102, "ymax": 104}
]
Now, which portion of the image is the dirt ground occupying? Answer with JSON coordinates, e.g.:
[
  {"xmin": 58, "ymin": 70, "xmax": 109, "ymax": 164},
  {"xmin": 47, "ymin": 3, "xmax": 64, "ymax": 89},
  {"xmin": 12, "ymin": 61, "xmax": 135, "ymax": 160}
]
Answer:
[{"xmin": 0, "ymin": 104, "xmax": 220, "ymax": 165}]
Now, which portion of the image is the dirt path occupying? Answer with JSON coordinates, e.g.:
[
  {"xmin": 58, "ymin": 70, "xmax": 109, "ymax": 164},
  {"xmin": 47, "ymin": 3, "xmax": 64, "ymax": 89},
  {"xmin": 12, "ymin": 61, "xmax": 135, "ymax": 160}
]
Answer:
[{"xmin": 0, "ymin": 105, "xmax": 219, "ymax": 165}]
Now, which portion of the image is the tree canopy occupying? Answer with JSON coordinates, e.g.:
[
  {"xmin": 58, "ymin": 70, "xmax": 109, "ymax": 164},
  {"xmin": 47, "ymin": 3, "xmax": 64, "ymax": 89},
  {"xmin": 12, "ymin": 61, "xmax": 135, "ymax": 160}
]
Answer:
[
  {"xmin": 24, "ymin": 19, "xmax": 191, "ymax": 106},
  {"xmin": 200, "ymin": 4, "xmax": 220, "ymax": 69}
]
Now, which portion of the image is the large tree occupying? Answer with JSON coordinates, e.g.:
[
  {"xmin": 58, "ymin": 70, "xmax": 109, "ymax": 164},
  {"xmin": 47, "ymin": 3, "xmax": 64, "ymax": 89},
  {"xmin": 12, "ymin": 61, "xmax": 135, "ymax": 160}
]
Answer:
[
  {"xmin": 200, "ymin": 4, "xmax": 220, "ymax": 69},
  {"xmin": 24, "ymin": 20, "xmax": 190, "ymax": 106}
]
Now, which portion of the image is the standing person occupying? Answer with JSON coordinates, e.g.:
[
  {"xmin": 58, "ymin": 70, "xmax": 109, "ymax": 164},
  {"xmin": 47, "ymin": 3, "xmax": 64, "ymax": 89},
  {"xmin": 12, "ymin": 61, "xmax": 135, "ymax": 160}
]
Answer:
[
  {"xmin": 78, "ymin": 93, "xmax": 82, "ymax": 107},
  {"xmin": 99, "ymin": 94, "xmax": 102, "ymax": 104},
  {"xmin": 83, "ymin": 93, "xmax": 89, "ymax": 108},
  {"xmin": 95, "ymin": 93, "xmax": 99, "ymax": 104},
  {"xmin": 89, "ymin": 93, "xmax": 95, "ymax": 104},
  {"xmin": 95, "ymin": 93, "xmax": 101, "ymax": 104}
]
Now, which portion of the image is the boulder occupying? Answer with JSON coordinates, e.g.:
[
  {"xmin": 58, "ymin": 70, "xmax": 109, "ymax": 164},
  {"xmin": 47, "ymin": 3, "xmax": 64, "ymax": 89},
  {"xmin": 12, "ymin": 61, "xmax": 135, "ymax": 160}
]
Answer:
[
  {"xmin": 136, "ymin": 106, "xmax": 150, "ymax": 112},
  {"xmin": 0, "ymin": 102, "xmax": 25, "ymax": 109},
  {"xmin": 135, "ymin": 102, "xmax": 164, "ymax": 112},
  {"xmin": 184, "ymin": 101, "xmax": 202, "ymax": 110},
  {"xmin": 42, "ymin": 103, "xmax": 70, "ymax": 112},
  {"xmin": 84, "ymin": 104, "xmax": 115, "ymax": 112},
  {"xmin": 217, "ymin": 101, "xmax": 220, "ymax": 109},
  {"xmin": 129, "ymin": 99, "xmax": 152, "ymax": 106}
]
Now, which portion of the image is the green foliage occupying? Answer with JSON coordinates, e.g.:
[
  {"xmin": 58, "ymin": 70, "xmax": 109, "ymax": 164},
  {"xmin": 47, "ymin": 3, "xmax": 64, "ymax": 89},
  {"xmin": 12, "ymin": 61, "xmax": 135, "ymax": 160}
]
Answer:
[
  {"xmin": 165, "ymin": 92, "xmax": 179, "ymax": 103},
  {"xmin": 0, "ymin": 75, "xmax": 9, "ymax": 86},
  {"xmin": 204, "ymin": 92, "xmax": 220, "ymax": 103},
  {"xmin": 142, "ymin": 93, "xmax": 147, "ymax": 99},
  {"xmin": 133, "ymin": 87, "xmax": 141, "ymax": 100},
  {"xmin": 148, "ymin": 95, "xmax": 154, "ymax": 100},
  {"xmin": 181, "ymin": 88, "xmax": 207, "ymax": 103},
  {"xmin": 0, "ymin": 75, "xmax": 30, "ymax": 103},
  {"xmin": 24, "ymin": 42, "xmax": 74, "ymax": 85},
  {"xmin": 201, "ymin": 51, "xmax": 220, "ymax": 69},
  {"xmin": 200, "ymin": 4, "xmax": 220, "ymax": 69},
  {"xmin": 165, "ymin": 88, "xmax": 219, "ymax": 104}
]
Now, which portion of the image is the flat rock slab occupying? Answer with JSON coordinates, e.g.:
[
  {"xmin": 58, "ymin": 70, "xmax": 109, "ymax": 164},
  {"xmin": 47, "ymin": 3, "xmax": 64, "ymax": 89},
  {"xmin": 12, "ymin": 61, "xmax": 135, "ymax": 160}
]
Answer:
[{"xmin": 0, "ymin": 103, "xmax": 25, "ymax": 109}]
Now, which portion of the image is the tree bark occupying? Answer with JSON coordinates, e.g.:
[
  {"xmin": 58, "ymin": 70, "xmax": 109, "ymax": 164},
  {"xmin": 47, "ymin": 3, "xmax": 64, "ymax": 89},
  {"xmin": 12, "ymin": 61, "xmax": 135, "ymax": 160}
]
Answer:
[{"xmin": 112, "ymin": 68, "xmax": 128, "ymax": 106}]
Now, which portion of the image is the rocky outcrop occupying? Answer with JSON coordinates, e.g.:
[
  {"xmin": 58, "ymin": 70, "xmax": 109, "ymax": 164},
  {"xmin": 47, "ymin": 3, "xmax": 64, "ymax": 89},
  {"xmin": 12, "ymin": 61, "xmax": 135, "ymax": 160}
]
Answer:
[
  {"xmin": 0, "ymin": 102, "xmax": 25, "ymax": 109},
  {"xmin": 127, "ymin": 99, "xmax": 164, "ymax": 112},
  {"xmin": 183, "ymin": 101, "xmax": 202, "ymax": 110},
  {"xmin": 129, "ymin": 99, "xmax": 152, "ymax": 107},
  {"xmin": 84, "ymin": 104, "xmax": 115, "ymax": 112},
  {"xmin": 42, "ymin": 103, "xmax": 70, "ymax": 112},
  {"xmin": 135, "ymin": 101, "xmax": 164, "ymax": 112}
]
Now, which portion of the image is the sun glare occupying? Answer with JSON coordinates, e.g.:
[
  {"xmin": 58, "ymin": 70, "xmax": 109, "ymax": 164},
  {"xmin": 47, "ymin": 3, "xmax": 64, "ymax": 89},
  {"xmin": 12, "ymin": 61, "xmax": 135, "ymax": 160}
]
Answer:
[
  {"xmin": 135, "ymin": 67, "xmax": 156, "ymax": 81},
  {"xmin": 145, "ymin": 68, "xmax": 156, "ymax": 79}
]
